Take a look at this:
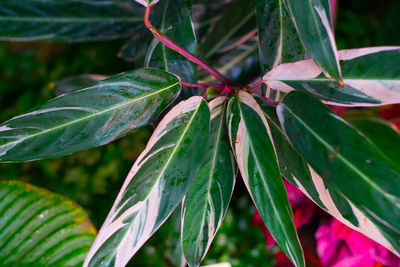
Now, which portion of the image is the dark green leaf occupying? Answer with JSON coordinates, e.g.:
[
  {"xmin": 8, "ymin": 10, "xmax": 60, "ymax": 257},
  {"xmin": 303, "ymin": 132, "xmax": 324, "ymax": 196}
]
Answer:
[
  {"xmin": 0, "ymin": 0, "xmax": 144, "ymax": 42},
  {"xmin": 282, "ymin": 0, "xmax": 341, "ymax": 79},
  {"xmin": 227, "ymin": 92, "xmax": 304, "ymax": 267},
  {"xmin": 0, "ymin": 68, "xmax": 181, "ymax": 162},
  {"xmin": 182, "ymin": 97, "xmax": 236, "ymax": 266},
  {"xmin": 0, "ymin": 180, "xmax": 96, "ymax": 266},
  {"xmin": 85, "ymin": 96, "xmax": 210, "ymax": 267}
]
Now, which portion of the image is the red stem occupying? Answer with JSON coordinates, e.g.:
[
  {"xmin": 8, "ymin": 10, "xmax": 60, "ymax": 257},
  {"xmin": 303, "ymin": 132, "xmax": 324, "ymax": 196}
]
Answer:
[
  {"xmin": 180, "ymin": 81, "xmax": 224, "ymax": 90},
  {"xmin": 250, "ymin": 79, "xmax": 264, "ymax": 89},
  {"xmin": 144, "ymin": 7, "xmax": 233, "ymax": 85}
]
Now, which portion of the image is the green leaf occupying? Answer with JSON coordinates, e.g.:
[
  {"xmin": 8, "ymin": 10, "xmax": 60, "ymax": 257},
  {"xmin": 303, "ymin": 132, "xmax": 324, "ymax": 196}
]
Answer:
[
  {"xmin": 282, "ymin": 0, "xmax": 341, "ymax": 79},
  {"xmin": 256, "ymin": 0, "xmax": 305, "ymax": 97},
  {"xmin": 254, "ymin": 97, "xmax": 325, "ymax": 209},
  {"xmin": 0, "ymin": 68, "xmax": 181, "ymax": 162},
  {"xmin": 146, "ymin": 0, "xmax": 197, "ymax": 98},
  {"xmin": 264, "ymin": 47, "xmax": 400, "ymax": 106},
  {"xmin": 0, "ymin": 0, "xmax": 144, "ymax": 42},
  {"xmin": 277, "ymin": 91, "xmax": 400, "ymax": 255},
  {"xmin": 84, "ymin": 96, "xmax": 210, "ymax": 267},
  {"xmin": 199, "ymin": 0, "xmax": 256, "ymax": 59},
  {"xmin": 227, "ymin": 91, "xmax": 304, "ymax": 267},
  {"xmin": 182, "ymin": 97, "xmax": 236, "ymax": 267},
  {"xmin": 166, "ymin": 207, "xmax": 186, "ymax": 267},
  {"xmin": 348, "ymin": 117, "xmax": 400, "ymax": 165},
  {"xmin": 0, "ymin": 180, "xmax": 96, "ymax": 266},
  {"xmin": 52, "ymin": 74, "xmax": 109, "ymax": 96}
]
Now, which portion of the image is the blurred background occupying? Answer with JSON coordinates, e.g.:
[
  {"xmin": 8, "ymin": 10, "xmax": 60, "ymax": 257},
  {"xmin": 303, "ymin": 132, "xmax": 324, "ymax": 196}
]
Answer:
[{"xmin": 0, "ymin": 0, "xmax": 399, "ymax": 266}]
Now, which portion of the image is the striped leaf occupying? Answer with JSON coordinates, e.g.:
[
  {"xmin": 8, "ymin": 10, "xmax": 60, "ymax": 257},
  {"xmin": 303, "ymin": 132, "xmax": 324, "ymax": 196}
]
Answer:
[
  {"xmin": 0, "ymin": 180, "xmax": 96, "ymax": 266},
  {"xmin": 277, "ymin": 91, "xmax": 400, "ymax": 255},
  {"xmin": 135, "ymin": 0, "xmax": 160, "ymax": 7},
  {"xmin": 84, "ymin": 96, "xmax": 210, "ymax": 267},
  {"xmin": 282, "ymin": 0, "xmax": 341, "ymax": 80},
  {"xmin": 0, "ymin": 0, "xmax": 143, "ymax": 42},
  {"xmin": 146, "ymin": 0, "xmax": 197, "ymax": 98},
  {"xmin": 263, "ymin": 47, "xmax": 400, "ymax": 106},
  {"xmin": 256, "ymin": 0, "xmax": 305, "ymax": 97},
  {"xmin": 0, "ymin": 68, "xmax": 180, "ymax": 162},
  {"xmin": 227, "ymin": 91, "xmax": 304, "ymax": 267},
  {"xmin": 182, "ymin": 97, "xmax": 236, "ymax": 267}
]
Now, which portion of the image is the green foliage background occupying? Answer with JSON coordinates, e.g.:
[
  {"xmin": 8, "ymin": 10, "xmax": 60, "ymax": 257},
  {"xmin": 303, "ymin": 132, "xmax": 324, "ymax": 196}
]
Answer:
[{"xmin": 0, "ymin": 0, "xmax": 399, "ymax": 266}]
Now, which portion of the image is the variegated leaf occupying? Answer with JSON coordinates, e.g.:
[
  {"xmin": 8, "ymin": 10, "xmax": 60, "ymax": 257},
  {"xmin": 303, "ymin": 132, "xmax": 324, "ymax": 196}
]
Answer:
[
  {"xmin": 0, "ymin": 180, "xmax": 96, "ymax": 266},
  {"xmin": 135, "ymin": 0, "xmax": 160, "ymax": 7},
  {"xmin": 182, "ymin": 97, "xmax": 236, "ymax": 267},
  {"xmin": 0, "ymin": 68, "xmax": 180, "ymax": 162},
  {"xmin": 282, "ymin": 0, "xmax": 341, "ymax": 80},
  {"xmin": 84, "ymin": 96, "xmax": 210, "ymax": 267},
  {"xmin": 277, "ymin": 91, "xmax": 400, "ymax": 255},
  {"xmin": 227, "ymin": 91, "xmax": 304, "ymax": 267},
  {"xmin": 0, "ymin": 0, "xmax": 143, "ymax": 42},
  {"xmin": 256, "ymin": 0, "xmax": 305, "ymax": 98},
  {"xmin": 264, "ymin": 47, "xmax": 400, "ymax": 106}
]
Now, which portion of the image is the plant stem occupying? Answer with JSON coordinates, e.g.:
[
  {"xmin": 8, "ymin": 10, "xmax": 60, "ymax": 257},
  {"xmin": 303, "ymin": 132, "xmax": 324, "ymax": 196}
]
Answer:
[
  {"xmin": 250, "ymin": 79, "xmax": 264, "ymax": 89},
  {"xmin": 180, "ymin": 81, "xmax": 225, "ymax": 90},
  {"xmin": 144, "ymin": 7, "xmax": 233, "ymax": 85}
]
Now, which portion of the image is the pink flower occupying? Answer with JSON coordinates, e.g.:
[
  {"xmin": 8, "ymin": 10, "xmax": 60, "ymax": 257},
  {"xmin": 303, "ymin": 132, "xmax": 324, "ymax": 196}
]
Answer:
[{"xmin": 316, "ymin": 219, "xmax": 400, "ymax": 267}]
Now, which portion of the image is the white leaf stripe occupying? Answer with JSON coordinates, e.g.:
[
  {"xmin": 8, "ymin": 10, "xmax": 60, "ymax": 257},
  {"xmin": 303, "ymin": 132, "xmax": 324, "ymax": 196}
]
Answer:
[
  {"xmin": 263, "ymin": 47, "xmax": 400, "ymax": 106},
  {"xmin": 85, "ymin": 96, "xmax": 209, "ymax": 267}
]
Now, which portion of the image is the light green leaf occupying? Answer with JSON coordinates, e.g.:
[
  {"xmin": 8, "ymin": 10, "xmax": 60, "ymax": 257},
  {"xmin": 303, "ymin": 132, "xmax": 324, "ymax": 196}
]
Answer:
[
  {"xmin": 227, "ymin": 91, "xmax": 304, "ymax": 267},
  {"xmin": 182, "ymin": 97, "xmax": 236, "ymax": 267},
  {"xmin": 0, "ymin": 0, "xmax": 144, "ymax": 42},
  {"xmin": 0, "ymin": 68, "xmax": 181, "ymax": 162},
  {"xmin": 84, "ymin": 96, "xmax": 210, "ymax": 267},
  {"xmin": 264, "ymin": 47, "xmax": 400, "ymax": 106},
  {"xmin": 277, "ymin": 91, "xmax": 400, "ymax": 255},
  {"xmin": 282, "ymin": 0, "xmax": 341, "ymax": 79},
  {"xmin": 0, "ymin": 180, "xmax": 96, "ymax": 266}
]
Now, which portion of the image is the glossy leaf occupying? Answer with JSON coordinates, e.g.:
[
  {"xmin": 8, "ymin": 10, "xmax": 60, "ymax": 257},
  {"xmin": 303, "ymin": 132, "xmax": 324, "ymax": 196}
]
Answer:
[
  {"xmin": 199, "ymin": 0, "xmax": 256, "ymax": 59},
  {"xmin": 277, "ymin": 91, "xmax": 400, "ymax": 255},
  {"xmin": 0, "ymin": 0, "xmax": 144, "ymax": 42},
  {"xmin": 84, "ymin": 96, "xmax": 210, "ymax": 267},
  {"xmin": 348, "ymin": 117, "xmax": 400, "ymax": 165},
  {"xmin": 182, "ymin": 97, "xmax": 236, "ymax": 267},
  {"xmin": 264, "ymin": 47, "xmax": 400, "ymax": 106},
  {"xmin": 52, "ymin": 74, "xmax": 109, "ymax": 96},
  {"xmin": 282, "ymin": 0, "xmax": 341, "ymax": 79},
  {"xmin": 256, "ymin": 0, "xmax": 305, "ymax": 97},
  {"xmin": 227, "ymin": 91, "xmax": 304, "ymax": 267},
  {"xmin": 0, "ymin": 68, "xmax": 180, "ymax": 162},
  {"xmin": 146, "ymin": 0, "xmax": 197, "ymax": 98},
  {"xmin": 0, "ymin": 180, "xmax": 96, "ymax": 266}
]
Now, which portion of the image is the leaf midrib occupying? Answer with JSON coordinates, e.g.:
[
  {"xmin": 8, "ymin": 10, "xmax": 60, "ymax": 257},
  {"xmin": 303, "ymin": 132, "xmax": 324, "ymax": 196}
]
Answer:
[
  {"xmin": 238, "ymin": 100, "xmax": 299, "ymax": 263},
  {"xmin": 1, "ymin": 82, "xmax": 179, "ymax": 150}
]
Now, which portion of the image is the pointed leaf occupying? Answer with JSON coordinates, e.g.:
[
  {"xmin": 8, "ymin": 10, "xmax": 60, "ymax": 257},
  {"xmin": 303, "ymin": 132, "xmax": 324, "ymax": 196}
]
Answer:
[
  {"xmin": 0, "ymin": 68, "xmax": 180, "ymax": 162},
  {"xmin": 277, "ymin": 91, "xmax": 400, "ymax": 255},
  {"xmin": 282, "ymin": 0, "xmax": 341, "ymax": 79},
  {"xmin": 0, "ymin": 0, "xmax": 143, "ymax": 42},
  {"xmin": 0, "ymin": 180, "xmax": 96, "ymax": 266},
  {"xmin": 256, "ymin": 0, "xmax": 305, "ymax": 97},
  {"xmin": 52, "ymin": 74, "xmax": 109, "ymax": 96},
  {"xmin": 227, "ymin": 91, "xmax": 304, "ymax": 267},
  {"xmin": 264, "ymin": 47, "xmax": 400, "ymax": 106},
  {"xmin": 182, "ymin": 97, "xmax": 236, "ymax": 266},
  {"xmin": 146, "ymin": 0, "xmax": 197, "ymax": 98},
  {"xmin": 84, "ymin": 96, "xmax": 210, "ymax": 267}
]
